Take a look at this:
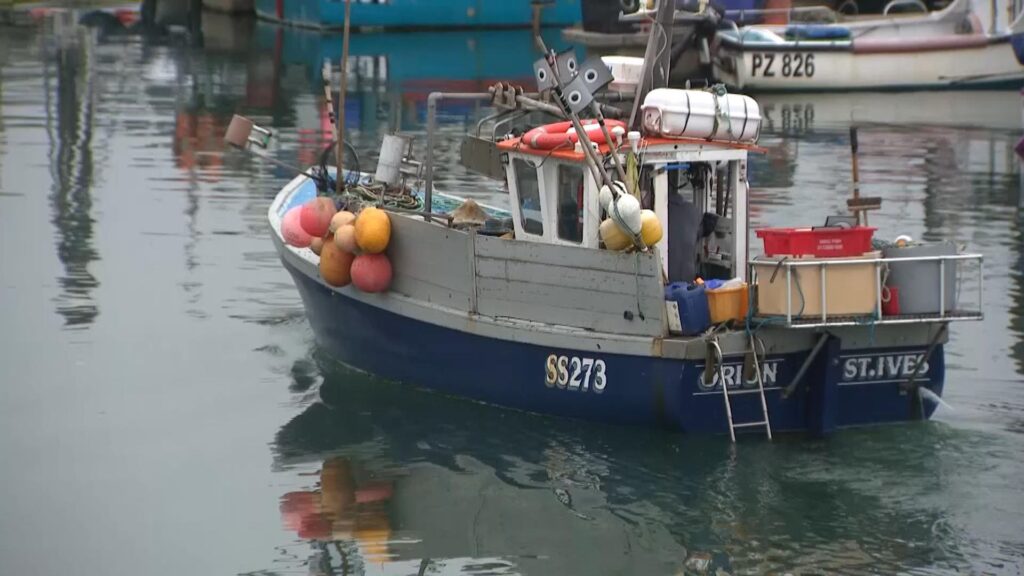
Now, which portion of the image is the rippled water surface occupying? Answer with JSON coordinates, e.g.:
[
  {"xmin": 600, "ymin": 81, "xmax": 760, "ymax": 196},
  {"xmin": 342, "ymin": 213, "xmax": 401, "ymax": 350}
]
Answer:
[{"xmin": 1, "ymin": 7, "xmax": 1023, "ymax": 575}]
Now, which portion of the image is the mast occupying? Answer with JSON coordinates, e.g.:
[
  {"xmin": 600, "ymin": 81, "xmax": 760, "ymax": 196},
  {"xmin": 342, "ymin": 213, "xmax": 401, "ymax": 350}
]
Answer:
[{"xmin": 627, "ymin": 0, "xmax": 676, "ymax": 131}]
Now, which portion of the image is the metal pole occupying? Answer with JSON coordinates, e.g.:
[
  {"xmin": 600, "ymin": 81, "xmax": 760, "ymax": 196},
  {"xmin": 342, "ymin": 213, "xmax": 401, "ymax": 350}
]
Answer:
[
  {"xmin": 425, "ymin": 93, "xmax": 438, "ymax": 221},
  {"xmin": 336, "ymin": 0, "xmax": 352, "ymax": 196},
  {"xmin": 875, "ymin": 261, "xmax": 883, "ymax": 320},
  {"xmin": 590, "ymin": 102, "xmax": 628, "ymax": 184},
  {"xmin": 939, "ymin": 259, "xmax": 946, "ymax": 318},
  {"xmin": 786, "ymin": 265, "xmax": 793, "ymax": 324},
  {"xmin": 820, "ymin": 264, "xmax": 827, "ymax": 324}
]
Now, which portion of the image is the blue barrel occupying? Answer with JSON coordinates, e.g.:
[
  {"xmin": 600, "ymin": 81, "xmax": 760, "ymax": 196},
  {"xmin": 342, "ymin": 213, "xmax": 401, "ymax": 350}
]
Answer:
[{"xmin": 665, "ymin": 282, "xmax": 712, "ymax": 336}]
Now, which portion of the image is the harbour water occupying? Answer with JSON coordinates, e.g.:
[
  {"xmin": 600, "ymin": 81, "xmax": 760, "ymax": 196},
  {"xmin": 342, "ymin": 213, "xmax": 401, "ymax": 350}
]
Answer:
[{"xmin": 1, "ymin": 7, "xmax": 1023, "ymax": 575}]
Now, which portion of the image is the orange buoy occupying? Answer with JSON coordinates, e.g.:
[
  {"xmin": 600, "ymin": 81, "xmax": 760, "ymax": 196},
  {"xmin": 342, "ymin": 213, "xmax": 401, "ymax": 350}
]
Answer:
[
  {"xmin": 320, "ymin": 239, "xmax": 355, "ymax": 287},
  {"xmin": 351, "ymin": 253, "xmax": 392, "ymax": 293},
  {"xmin": 354, "ymin": 207, "xmax": 391, "ymax": 254},
  {"xmin": 334, "ymin": 223, "xmax": 359, "ymax": 254},
  {"xmin": 300, "ymin": 197, "xmax": 337, "ymax": 238},
  {"xmin": 282, "ymin": 206, "xmax": 313, "ymax": 248},
  {"xmin": 310, "ymin": 236, "xmax": 325, "ymax": 256},
  {"xmin": 329, "ymin": 210, "xmax": 356, "ymax": 234},
  {"xmin": 521, "ymin": 119, "xmax": 627, "ymax": 150}
]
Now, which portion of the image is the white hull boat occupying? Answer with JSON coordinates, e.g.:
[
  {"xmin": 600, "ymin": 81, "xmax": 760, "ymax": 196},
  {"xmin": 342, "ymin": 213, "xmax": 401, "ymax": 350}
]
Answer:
[{"xmin": 711, "ymin": 0, "xmax": 1024, "ymax": 90}]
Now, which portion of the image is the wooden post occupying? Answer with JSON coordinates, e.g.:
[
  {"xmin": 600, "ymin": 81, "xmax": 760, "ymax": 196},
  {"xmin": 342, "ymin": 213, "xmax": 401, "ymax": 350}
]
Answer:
[
  {"xmin": 846, "ymin": 126, "xmax": 882, "ymax": 225},
  {"xmin": 336, "ymin": 0, "xmax": 352, "ymax": 196}
]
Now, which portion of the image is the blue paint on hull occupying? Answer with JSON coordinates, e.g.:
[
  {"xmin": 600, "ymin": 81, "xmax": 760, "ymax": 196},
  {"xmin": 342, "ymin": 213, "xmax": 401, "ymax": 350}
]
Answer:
[
  {"xmin": 281, "ymin": 253, "xmax": 946, "ymax": 435},
  {"xmin": 255, "ymin": 0, "xmax": 581, "ymax": 30}
]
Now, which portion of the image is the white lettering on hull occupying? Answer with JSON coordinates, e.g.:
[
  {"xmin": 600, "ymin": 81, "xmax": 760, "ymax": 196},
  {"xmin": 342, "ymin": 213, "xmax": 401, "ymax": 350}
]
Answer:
[
  {"xmin": 841, "ymin": 353, "xmax": 930, "ymax": 383},
  {"xmin": 697, "ymin": 360, "xmax": 781, "ymax": 392}
]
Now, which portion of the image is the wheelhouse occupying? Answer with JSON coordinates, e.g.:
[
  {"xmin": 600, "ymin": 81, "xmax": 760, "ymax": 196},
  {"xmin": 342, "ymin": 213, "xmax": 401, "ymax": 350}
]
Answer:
[{"xmin": 496, "ymin": 136, "xmax": 759, "ymax": 284}]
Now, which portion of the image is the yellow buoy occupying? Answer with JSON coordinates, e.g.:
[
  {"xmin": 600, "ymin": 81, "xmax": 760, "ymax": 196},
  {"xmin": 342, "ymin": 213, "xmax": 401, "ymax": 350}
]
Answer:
[
  {"xmin": 354, "ymin": 207, "xmax": 391, "ymax": 254},
  {"xmin": 329, "ymin": 210, "xmax": 356, "ymax": 234},
  {"xmin": 599, "ymin": 218, "xmax": 631, "ymax": 251},
  {"xmin": 600, "ymin": 209, "xmax": 662, "ymax": 251},
  {"xmin": 640, "ymin": 209, "xmax": 663, "ymax": 246},
  {"xmin": 334, "ymin": 223, "xmax": 358, "ymax": 254}
]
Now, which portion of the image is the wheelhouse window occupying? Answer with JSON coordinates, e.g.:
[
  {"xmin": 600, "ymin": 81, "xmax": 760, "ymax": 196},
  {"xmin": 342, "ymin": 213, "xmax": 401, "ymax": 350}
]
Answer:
[
  {"xmin": 556, "ymin": 164, "xmax": 585, "ymax": 243},
  {"xmin": 515, "ymin": 158, "xmax": 543, "ymax": 236}
]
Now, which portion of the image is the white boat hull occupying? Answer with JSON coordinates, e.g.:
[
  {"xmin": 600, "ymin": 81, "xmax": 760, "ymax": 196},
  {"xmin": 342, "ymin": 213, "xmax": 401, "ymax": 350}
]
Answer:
[{"xmin": 714, "ymin": 39, "xmax": 1024, "ymax": 91}]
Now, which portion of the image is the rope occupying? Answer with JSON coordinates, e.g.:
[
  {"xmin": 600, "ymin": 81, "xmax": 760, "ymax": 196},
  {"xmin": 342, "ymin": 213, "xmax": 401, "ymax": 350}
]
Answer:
[
  {"xmin": 339, "ymin": 182, "xmax": 423, "ymax": 212},
  {"xmin": 706, "ymin": 83, "xmax": 734, "ymax": 141}
]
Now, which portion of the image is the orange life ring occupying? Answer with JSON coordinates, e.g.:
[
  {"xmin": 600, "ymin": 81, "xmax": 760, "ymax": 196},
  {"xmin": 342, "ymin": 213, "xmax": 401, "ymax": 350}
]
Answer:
[{"xmin": 522, "ymin": 119, "xmax": 627, "ymax": 150}]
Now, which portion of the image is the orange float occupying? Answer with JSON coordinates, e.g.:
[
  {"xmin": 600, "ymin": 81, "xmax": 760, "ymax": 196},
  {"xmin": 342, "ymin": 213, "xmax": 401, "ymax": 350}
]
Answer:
[
  {"xmin": 319, "ymin": 238, "xmax": 355, "ymax": 287},
  {"xmin": 354, "ymin": 207, "xmax": 391, "ymax": 254}
]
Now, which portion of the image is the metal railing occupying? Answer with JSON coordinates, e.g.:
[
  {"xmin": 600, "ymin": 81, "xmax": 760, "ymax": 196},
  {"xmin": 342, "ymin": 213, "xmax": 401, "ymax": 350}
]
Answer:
[{"xmin": 748, "ymin": 252, "xmax": 984, "ymax": 328}]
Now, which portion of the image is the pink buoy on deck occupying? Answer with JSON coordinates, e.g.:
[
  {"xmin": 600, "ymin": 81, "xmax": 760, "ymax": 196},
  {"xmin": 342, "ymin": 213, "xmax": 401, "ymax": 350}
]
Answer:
[{"xmin": 282, "ymin": 206, "xmax": 313, "ymax": 248}]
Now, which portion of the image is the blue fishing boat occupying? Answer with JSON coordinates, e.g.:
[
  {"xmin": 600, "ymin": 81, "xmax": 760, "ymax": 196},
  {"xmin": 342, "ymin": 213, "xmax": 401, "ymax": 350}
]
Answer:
[
  {"xmin": 237, "ymin": 7, "xmax": 984, "ymax": 439},
  {"xmin": 252, "ymin": 24, "xmax": 570, "ymax": 94},
  {"xmin": 254, "ymin": 0, "xmax": 582, "ymax": 30}
]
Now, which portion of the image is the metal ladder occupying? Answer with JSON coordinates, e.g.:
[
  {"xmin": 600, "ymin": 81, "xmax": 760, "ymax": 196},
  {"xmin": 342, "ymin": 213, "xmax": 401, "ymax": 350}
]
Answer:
[{"xmin": 711, "ymin": 335, "xmax": 773, "ymax": 442}]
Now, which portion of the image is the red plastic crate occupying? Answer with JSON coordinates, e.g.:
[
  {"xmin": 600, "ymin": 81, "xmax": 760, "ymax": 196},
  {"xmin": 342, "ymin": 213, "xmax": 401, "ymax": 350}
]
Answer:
[{"xmin": 755, "ymin": 226, "xmax": 876, "ymax": 257}]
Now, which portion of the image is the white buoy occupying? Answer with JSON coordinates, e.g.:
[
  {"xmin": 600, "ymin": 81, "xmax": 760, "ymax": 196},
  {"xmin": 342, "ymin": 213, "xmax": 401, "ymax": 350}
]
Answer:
[
  {"xmin": 599, "ymin": 185, "xmax": 614, "ymax": 212},
  {"xmin": 613, "ymin": 192, "xmax": 642, "ymax": 236}
]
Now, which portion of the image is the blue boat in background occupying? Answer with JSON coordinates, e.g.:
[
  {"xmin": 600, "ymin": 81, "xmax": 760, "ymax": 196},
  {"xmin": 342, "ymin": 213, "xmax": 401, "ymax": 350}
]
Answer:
[
  {"xmin": 253, "ymin": 24, "xmax": 570, "ymax": 92},
  {"xmin": 255, "ymin": 0, "xmax": 582, "ymax": 30}
]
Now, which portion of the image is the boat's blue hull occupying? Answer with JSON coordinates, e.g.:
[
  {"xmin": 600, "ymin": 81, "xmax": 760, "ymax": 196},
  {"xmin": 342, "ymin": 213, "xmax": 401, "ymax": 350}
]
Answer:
[
  {"xmin": 255, "ymin": 0, "xmax": 581, "ymax": 29},
  {"xmin": 282, "ymin": 256, "xmax": 945, "ymax": 436}
]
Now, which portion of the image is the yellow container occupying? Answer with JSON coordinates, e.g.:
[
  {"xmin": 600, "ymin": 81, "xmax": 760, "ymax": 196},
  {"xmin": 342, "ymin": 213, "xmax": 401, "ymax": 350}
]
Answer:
[
  {"xmin": 707, "ymin": 284, "xmax": 749, "ymax": 324},
  {"xmin": 752, "ymin": 252, "xmax": 880, "ymax": 318}
]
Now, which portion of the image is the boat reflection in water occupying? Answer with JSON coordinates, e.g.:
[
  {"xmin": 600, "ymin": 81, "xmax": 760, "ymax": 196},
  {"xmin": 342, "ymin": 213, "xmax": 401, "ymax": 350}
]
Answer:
[
  {"xmin": 268, "ymin": 352, "xmax": 985, "ymax": 575},
  {"xmin": 279, "ymin": 458, "xmax": 398, "ymax": 573}
]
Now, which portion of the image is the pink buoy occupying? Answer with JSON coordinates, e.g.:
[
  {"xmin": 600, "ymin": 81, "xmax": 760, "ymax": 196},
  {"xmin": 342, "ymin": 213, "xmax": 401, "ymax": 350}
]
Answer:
[
  {"xmin": 351, "ymin": 253, "xmax": 393, "ymax": 293},
  {"xmin": 299, "ymin": 197, "xmax": 337, "ymax": 238},
  {"xmin": 282, "ymin": 206, "xmax": 313, "ymax": 248}
]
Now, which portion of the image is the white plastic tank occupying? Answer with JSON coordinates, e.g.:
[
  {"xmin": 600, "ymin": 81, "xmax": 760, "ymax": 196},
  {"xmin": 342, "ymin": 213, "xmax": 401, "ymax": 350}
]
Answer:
[
  {"xmin": 641, "ymin": 88, "xmax": 762, "ymax": 143},
  {"xmin": 601, "ymin": 56, "xmax": 645, "ymax": 92},
  {"xmin": 375, "ymin": 134, "xmax": 412, "ymax": 186}
]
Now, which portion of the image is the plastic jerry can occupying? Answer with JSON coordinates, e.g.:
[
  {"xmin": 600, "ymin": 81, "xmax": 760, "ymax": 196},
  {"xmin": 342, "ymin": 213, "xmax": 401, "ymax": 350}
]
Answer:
[{"xmin": 665, "ymin": 282, "xmax": 711, "ymax": 336}]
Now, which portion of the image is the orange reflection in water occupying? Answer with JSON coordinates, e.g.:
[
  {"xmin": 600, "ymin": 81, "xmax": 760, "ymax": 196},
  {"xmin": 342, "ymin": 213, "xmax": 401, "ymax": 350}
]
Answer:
[
  {"xmin": 174, "ymin": 110, "xmax": 227, "ymax": 180},
  {"xmin": 280, "ymin": 457, "xmax": 394, "ymax": 559}
]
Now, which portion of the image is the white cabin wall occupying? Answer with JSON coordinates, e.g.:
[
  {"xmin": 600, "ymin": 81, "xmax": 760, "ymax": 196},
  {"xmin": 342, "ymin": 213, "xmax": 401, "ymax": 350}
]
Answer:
[
  {"xmin": 506, "ymin": 158, "xmax": 527, "ymax": 240},
  {"xmin": 732, "ymin": 159, "xmax": 748, "ymax": 282},
  {"xmin": 654, "ymin": 168, "xmax": 669, "ymax": 278},
  {"xmin": 584, "ymin": 172, "xmax": 601, "ymax": 248}
]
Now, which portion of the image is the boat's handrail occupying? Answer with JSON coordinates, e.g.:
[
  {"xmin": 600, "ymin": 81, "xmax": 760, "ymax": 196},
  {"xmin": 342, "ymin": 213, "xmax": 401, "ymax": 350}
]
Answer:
[{"xmin": 748, "ymin": 252, "xmax": 984, "ymax": 329}]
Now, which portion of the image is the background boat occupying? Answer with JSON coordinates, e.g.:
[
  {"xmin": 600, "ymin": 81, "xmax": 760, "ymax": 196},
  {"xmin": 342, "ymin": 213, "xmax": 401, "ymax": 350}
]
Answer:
[
  {"xmin": 712, "ymin": 0, "xmax": 1024, "ymax": 90},
  {"xmin": 253, "ymin": 0, "xmax": 582, "ymax": 30}
]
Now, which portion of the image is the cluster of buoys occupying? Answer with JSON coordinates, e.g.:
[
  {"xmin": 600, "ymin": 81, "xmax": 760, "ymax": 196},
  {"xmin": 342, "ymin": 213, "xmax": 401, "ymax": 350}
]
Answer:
[
  {"xmin": 282, "ymin": 198, "xmax": 394, "ymax": 292},
  {"xmin": 597, "ymin": 182, "xmax": 663, "ymax": 251}
]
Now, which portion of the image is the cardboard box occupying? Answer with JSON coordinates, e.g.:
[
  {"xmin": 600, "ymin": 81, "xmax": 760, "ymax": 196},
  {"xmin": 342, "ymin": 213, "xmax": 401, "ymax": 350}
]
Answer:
[{"xmin": 752, "ymin": 252, "xmax": 880, "ymax": 318}]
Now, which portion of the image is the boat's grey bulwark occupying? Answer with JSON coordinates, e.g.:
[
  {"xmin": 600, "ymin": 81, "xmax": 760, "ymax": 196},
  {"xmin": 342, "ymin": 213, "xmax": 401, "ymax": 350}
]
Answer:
[
  {"xmin": 387, "ymin": 214, "xmax": 664, "ymax": 337},
  {"xmin": 387, "ymin": 214, "xmax": 475, "ymax": 311}
]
